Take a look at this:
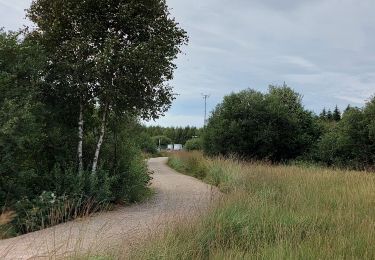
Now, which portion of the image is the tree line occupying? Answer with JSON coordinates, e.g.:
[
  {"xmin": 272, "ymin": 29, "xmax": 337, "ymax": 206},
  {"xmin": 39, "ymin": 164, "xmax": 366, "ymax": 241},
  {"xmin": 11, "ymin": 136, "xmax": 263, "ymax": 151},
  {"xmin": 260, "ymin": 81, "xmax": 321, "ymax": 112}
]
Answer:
[
  {"xmin": 203, "ymin": 85, "xmax": 375, "ymax": 170},
  {"xmin": 142, "ymin": 126, "xmax": 201, "ymax": 144}
]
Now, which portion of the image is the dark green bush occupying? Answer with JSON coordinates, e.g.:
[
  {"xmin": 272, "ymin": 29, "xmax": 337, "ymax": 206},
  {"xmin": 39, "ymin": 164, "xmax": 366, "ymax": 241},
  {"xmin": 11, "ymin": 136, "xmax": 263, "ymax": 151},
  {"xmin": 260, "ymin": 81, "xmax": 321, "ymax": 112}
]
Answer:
[
  {"xmin": 0, "ymin": 34, "xmax": 151, "ymax": 235},
  {"xmin": 108, "ymin": 140, "xmax": 152, "ymax": 203},
  {"xmin": 185, "ymin": 138, "xmax": 203, "ymax": 151},
  {"xmin": 312, "ymin": 100, "xmax": 375, "ymax": 170},
  {"xmin": 135, "ymin": 132, "xmax": 158, "ymax": 155},
  {"xmin": 203, "ymin": 86, "xmax": 320, "ymax": 162},
  {"xmin": 152, "ymin": 135, "xmax": 172, "ymax": 148}
]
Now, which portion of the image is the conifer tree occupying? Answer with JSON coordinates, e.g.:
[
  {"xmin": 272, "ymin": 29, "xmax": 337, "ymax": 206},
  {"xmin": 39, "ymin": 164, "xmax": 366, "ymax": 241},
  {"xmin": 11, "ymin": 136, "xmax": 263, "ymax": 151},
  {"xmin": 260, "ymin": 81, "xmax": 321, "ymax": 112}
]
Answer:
[{"xmin": 333, "ymin": 105, "xmax": 341, "ymax": 122}]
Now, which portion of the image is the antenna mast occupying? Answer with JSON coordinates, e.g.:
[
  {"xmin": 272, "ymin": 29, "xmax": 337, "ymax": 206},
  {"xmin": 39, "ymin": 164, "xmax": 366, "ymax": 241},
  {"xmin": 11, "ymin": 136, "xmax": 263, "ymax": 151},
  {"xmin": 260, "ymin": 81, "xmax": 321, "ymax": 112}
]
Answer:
[{"xmin": 201, "ymin": 94, "xmax": 210, "ymax": 127}]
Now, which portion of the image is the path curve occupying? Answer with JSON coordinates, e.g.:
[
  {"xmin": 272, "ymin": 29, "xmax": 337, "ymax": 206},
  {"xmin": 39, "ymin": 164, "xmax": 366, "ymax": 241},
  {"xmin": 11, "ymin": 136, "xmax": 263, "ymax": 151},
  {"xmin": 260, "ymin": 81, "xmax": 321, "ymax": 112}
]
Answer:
[{"xmin": 0, "ymin": 158, "xmax": 219, "ymax": 259}]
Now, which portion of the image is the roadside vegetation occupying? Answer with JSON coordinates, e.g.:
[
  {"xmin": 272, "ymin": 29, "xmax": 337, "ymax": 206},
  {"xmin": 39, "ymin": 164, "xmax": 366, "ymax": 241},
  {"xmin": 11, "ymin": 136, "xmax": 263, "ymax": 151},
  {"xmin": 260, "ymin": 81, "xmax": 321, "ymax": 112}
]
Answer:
[
  {"xmin": 203, "ymin": 85, "xmax": 375, "ymax": 171},
  {"xmin": 0, "ymin": 0, "xmax": 187, "ymax": 238},
  {"xmin": 132, "ymin": 151, "xmax": 375, "ymax": 259}
]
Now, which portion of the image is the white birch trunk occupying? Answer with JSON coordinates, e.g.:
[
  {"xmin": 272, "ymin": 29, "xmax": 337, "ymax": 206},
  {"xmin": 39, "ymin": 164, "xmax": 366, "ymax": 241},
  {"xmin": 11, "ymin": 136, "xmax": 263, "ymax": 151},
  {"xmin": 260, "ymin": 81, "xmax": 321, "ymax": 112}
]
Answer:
[
  {"xmin": 91, "ymin": 107, "xmax": 108, "ymax": 175},
  {"xmin": 77, "ymin": 103, "xmax": 84, "ymax": 174}
]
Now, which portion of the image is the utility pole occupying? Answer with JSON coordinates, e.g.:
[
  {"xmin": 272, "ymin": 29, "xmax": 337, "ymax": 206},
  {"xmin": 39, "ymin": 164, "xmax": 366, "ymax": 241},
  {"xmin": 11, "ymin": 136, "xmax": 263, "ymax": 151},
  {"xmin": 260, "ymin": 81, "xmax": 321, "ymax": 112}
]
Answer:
[{"xmin": 201, "ymin": 94, "xmax": 210, "ymax": 127}]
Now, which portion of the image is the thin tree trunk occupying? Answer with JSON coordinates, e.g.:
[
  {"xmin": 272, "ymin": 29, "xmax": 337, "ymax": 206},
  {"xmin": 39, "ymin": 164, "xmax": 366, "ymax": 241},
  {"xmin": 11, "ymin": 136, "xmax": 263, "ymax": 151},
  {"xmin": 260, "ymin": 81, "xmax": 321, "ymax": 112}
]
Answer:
[
  {"xmin": 114, "ymin": 123, "xmax": 118, "ymax": 169},
  {"xmin": 91, "ymin": 106, "xmax": 108, "ymax": 175},
  {"xmin": 77, "ymin": 102, "xmax": 84, "ymax": 174}
]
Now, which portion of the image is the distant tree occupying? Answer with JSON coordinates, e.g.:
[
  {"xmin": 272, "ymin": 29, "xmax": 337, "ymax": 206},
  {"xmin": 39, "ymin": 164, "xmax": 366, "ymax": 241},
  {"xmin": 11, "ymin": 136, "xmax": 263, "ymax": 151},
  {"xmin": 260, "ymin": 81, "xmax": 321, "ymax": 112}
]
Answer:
[
  {"xmin": 142, "ymin": 126, "xmax": 201, "ymax": 144},
  {"xmin": 185, "ymin": 138, "xmax": 203, "ymax": 151},
  {"xmin": 135, "ymin": 133, "xmax": 157, "ymax": 154},
  {"xmin": 152, "ymin": 136, "xmax": 172, "ymax": 148},
  {"xmin": 345, "ymin": 105, "xmax": 352, "ymax": 113},
  {"xmin": 320, "ymin": 108, "xmax": 327, "ymax": 120},
  {"xmin": 327, "ymin": 110, "xmax": 333, "ymax": 121},
  {"xmin": 365, "ymin": 96, "xmax": 375, "ymax": 147},
  {"xmin": 313, "ymin": 96, "xmax": 375, "ymax": 169},
  {"xmin": 333, "ymin": 105, "xmax": 341, "ymax": 122},
  {"xmin": 28, "ymin": 0, "xmax": 188, "ymax": 174}
]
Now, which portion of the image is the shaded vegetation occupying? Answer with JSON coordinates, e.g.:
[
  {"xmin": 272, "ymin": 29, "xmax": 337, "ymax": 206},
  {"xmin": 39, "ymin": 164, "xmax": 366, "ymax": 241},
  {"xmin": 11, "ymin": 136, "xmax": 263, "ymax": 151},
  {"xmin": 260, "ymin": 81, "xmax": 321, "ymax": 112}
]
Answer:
[
  {"xmin": 1, "ymin": 0, "xmax": 186, "ymax": 237},
  {"xmin": 203, "ymin": 85, "xmax": 320, "ymax": 162},
  {"xmin": 311, "ymin": 101, "xmax": 375, "ymax": 170}
]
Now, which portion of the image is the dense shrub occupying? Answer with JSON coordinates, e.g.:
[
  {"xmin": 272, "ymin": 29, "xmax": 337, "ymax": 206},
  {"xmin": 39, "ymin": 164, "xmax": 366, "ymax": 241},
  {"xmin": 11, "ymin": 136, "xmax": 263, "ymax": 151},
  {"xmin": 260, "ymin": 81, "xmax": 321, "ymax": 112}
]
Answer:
[
  {"xmin": 106, "ymin": 138, "xmax": 152, "ymax": 203},
  {"xmin": 0, "ymin": 32, "xmax": 151, "ymax": 235},
  {"xmin": 203, "ymin": 86, "xmax": 320, "ymax": 162},
  {"xmin": 312, "ymin": 99, "xmax": 375, "ymax": 170},
  {"xmin": 135, "ymin": 132, "xmax": 158, "ymax": 155},
  {"xmin": 184, "ymin": 138, "xmax": 203, "ymax": 151},
  {"xmin": 152, "ymin": 135, "xmax": 173, "ymax": 148}
]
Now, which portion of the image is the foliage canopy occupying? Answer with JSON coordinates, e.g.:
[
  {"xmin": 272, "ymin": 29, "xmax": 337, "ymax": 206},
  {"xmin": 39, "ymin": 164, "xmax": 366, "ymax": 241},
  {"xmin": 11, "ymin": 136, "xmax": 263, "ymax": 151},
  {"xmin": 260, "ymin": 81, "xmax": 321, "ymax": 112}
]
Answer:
[{"xmin": 203, "ymin": 86, "xmax": 320, "ymax": 162}]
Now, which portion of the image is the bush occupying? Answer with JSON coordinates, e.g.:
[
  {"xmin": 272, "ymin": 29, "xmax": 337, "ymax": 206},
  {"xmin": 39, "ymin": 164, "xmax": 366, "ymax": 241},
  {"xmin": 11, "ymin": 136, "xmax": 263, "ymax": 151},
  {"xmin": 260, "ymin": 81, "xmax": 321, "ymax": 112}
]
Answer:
[
  {"xmin": 152, "ymin": 135, "xmax": 172, "ymax": 148},
  {"xmin": 2, "ymin": 144, "xmax": 151, "ymax": 235},
  {"xmin": 184, "ymin": 138, "xmax": 202, "ymax": 151},
  {"xmin": 136, "ymin": 132, "xmax": 158, "ymax": 155},
  {"xmin": 203, "ymin": 86, "xmax": 320, "ymax": 162},
  {"xmin": 0, "ymin": 113, "xmax": 151, "ymax": 236},
  {"xmin": 312, "ymin": 100, "xmax": 375, "ymax": 170},
  {"xmin": 108, "ymin": 140, "xmax": 152, "ymax": 203}
]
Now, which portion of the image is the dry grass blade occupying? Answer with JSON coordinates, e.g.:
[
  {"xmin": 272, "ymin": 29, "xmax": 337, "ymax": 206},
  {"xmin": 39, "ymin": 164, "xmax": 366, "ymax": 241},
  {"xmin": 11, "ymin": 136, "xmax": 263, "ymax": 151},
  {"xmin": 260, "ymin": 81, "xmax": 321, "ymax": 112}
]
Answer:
[{"xmin": 0, "ymin": 212, "xmax": 16, "ymax": 226}]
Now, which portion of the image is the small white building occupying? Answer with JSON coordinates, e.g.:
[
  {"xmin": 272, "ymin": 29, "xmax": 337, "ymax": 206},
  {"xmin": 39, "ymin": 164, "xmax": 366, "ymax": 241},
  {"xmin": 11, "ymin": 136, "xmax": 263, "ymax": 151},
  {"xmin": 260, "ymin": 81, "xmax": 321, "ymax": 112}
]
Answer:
[
  {"xmin": 167, "ymin": 144, "xmax": 183, "ymax": 151},
  {"xmin": 173, "ymin": 144, "xmax": 183, "ymax": 151}
]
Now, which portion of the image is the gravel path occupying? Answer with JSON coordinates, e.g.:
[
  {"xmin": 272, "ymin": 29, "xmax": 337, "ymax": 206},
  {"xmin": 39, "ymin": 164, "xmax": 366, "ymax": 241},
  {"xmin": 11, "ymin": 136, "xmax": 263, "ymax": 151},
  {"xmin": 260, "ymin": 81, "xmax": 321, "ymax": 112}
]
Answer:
[{"xmin": 0, "ymin": 157, "xmax": 219, "ymax": 259}]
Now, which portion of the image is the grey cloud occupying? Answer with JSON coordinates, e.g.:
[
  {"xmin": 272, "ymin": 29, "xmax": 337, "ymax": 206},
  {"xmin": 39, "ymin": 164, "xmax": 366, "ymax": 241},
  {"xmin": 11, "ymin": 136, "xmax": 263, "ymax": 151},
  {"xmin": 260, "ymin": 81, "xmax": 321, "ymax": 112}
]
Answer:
[
  {"xmin": 1, "ymin": 0, "xmax": 374, "ymax": 127},
  {"xmin": 249, "ymin": 0, "xmax": 324, "ymax": 11}
]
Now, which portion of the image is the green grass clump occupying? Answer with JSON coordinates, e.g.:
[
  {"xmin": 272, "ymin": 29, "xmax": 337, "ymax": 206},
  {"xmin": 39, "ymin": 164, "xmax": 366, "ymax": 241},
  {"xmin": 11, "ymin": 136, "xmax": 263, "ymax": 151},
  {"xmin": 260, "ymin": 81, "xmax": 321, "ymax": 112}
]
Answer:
[
  {"xmin": 133, "ymin": 152, "xmax": 375, "ymax": 259},
  {"xmin": 168, "ymin": 151, "xmax": 208, "ymax": 180}
]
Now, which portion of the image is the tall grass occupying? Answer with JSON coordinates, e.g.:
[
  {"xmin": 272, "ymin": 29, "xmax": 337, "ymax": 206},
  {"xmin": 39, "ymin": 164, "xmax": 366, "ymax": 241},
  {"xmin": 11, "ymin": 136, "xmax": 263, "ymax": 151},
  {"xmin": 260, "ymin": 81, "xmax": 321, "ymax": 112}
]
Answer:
[
  {"xmin": 0, "ymin": 211, "xmax": 16, "ymax": 239},
  {"xmin": 0, "ymin": 196, "xmax": 110, "ymax": 239},
  {"xmin": 133, "ymin": 151, "xmax": 375, "ymax": 259}
]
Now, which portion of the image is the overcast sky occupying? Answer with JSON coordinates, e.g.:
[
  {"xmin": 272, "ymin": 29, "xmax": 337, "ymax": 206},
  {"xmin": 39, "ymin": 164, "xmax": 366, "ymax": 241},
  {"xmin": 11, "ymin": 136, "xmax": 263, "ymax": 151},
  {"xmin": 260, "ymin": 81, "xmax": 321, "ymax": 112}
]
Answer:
[{"xmin": 1, "ymin": 0, "xmax": 374, "ymax": 127}]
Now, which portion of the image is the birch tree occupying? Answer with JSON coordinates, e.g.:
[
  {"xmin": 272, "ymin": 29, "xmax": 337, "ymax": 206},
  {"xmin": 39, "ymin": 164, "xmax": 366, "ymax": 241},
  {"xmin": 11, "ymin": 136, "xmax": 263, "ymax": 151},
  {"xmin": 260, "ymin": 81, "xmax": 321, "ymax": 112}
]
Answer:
[{"xmin": 28, "ymin": 0, "xmax": 187, "ymax": 174}]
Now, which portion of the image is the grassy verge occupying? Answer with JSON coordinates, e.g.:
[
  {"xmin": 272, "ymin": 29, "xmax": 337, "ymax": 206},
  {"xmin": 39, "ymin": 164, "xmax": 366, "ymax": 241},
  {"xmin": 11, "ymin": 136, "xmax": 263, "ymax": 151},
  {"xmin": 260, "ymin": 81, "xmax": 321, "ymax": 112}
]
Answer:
[{"xmin": 132, "ymin": 151, "xmax": 375, "ymax": 259}]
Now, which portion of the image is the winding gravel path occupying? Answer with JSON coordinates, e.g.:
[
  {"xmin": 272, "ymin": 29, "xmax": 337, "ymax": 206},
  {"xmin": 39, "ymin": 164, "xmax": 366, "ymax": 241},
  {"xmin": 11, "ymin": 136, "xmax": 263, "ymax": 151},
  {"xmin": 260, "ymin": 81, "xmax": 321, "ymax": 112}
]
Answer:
[{"xmin": 0, "ymin": 157, "xmax": 219, "ymax": 259}]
